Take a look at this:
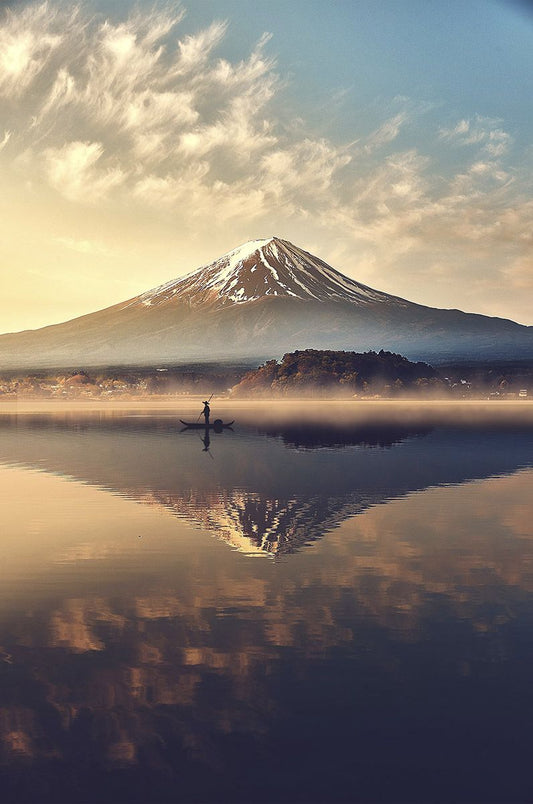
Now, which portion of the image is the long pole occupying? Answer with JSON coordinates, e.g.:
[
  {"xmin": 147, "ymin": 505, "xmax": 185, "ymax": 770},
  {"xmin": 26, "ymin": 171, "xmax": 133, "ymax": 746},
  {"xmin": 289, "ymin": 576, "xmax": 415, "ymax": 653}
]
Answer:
[{"xmin": 196, "ymin": 392, "xmax": 214, "ymax": 423}]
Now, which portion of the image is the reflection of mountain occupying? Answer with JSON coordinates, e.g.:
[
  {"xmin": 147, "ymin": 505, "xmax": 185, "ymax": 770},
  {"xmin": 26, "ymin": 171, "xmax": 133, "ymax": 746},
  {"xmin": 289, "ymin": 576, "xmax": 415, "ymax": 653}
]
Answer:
[
  {"xmin": 143, "ymin": 486, "xmax": 375, "ymax": 555},
  {"xmin": 1, "ymin": 427, "xmax": 533, "ymax": 801},
  {"xmin": 1, "ymin": 415, "xmax": 532, "ymax": 556},
  {"xmin": 1, "ymin": 469, "xmax": 533, "ymax": 803},
  {"xmin": 259, "ymin": 422, "xmax": 432, "ymax": 449}
]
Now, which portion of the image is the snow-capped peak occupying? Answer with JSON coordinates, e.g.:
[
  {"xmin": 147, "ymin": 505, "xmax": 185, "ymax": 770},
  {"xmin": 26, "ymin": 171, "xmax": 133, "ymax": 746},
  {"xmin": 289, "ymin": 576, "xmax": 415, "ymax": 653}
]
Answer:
[{"xmin": 131, "ymin": 237, "xmax": 407, "ymax": 310}]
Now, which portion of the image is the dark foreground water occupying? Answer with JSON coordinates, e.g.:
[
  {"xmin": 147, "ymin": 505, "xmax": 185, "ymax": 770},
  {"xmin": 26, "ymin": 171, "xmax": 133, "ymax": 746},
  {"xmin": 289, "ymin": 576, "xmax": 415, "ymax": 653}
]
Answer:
[{"xmin": 0, "ymin": 404, "xmax": 533, "ymax": 803}]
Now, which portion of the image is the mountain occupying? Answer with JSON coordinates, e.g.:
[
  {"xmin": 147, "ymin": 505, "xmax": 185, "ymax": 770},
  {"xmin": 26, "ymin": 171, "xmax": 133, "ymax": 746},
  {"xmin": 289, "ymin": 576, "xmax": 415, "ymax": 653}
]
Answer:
[{"xmin": 1, "ymin": 236, "xmax": 532, "ymax": 368}]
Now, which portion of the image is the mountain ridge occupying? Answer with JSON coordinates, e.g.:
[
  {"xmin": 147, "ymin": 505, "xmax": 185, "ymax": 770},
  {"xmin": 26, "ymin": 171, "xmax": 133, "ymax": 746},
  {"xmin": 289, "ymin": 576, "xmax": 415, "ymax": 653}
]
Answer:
[
  {"xmin": 0, "ymin": 237, "xmax": 531, "ymax": 369},
  {"xmin": 123, "ymin": 237, "xmax": 411, "ymax": 311}
]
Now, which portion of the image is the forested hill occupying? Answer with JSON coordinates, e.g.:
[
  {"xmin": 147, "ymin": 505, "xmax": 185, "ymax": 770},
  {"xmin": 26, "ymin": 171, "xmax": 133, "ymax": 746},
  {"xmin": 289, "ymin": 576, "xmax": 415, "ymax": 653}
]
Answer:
[{"xmin": 232, "ymin": 349, "xmax": 440, "ymax": 397}]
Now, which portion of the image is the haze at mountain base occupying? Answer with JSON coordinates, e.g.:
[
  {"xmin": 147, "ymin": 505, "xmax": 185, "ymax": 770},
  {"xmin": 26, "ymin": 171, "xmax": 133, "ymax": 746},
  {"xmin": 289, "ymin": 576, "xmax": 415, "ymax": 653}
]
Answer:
[{"xmin": 0, "ymin": 237, "xmax": 531, "ymax": 369}]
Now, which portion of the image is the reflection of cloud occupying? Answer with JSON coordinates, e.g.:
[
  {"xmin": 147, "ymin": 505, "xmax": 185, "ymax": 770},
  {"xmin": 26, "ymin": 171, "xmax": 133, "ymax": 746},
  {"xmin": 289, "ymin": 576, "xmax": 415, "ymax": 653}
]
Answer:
[
  {"xmin": 47, "ymin": 598, "xmax": 126, "ymax": 653},
  {"xmin": 48, "ymin": 599, "xmax": 105, "ymax": 653},
  {"xmin": 0, "ymin": 708, "xmax": 39, "ymax": 759},
  {"xmin": 0, "ymin": 469, "xmax": 533, "ymax": 776}
]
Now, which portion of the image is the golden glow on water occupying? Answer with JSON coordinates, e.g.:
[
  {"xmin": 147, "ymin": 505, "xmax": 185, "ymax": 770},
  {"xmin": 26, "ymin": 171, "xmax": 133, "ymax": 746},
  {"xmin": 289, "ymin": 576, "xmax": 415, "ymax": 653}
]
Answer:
[
  {"xmin": 0, "ymin": 464, "xmax": 202, "ymax": 605},
  {"xmin": 2, "ymin": 459, "xmax": 533, "ymax": 634},
  {"xmin": 2, "ymin": 397, "xmax": 533, "ymax": 420},
  {"xmin": 0, "ymin": 408, "xmax": 532, "ymax": 801},
  {"xmin": 312, "ymin": 469, "xmax": 533, "ymax": 631}
]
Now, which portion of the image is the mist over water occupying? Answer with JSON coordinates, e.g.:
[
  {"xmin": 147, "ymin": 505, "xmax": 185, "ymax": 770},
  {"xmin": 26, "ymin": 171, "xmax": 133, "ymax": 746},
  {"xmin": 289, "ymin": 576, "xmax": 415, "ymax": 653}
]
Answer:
[{"xmin": 0, "ymin": 402, "xmax": 533, "ymax": 802}]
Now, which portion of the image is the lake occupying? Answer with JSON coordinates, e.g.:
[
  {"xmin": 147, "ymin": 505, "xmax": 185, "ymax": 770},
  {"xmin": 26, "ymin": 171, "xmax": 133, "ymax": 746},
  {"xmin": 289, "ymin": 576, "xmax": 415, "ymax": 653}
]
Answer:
[{"xmin": 0, "ymin": 401, "xmax": 532, "ymax": 803}]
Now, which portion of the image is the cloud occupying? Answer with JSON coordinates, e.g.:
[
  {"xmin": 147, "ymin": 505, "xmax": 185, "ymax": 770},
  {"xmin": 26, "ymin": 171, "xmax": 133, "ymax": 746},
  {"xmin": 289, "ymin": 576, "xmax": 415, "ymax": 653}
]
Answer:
[
  {"xmin": 504, "ymin": 254, "xmax": 533, "ymax": 290},
  {"xmin": 177, "ymin": 20, "xmax": 227, "ymax": 71},
  {"xmin": 364, "ymin": 111, "xmax": 409, "ymax": 152},
  {"xmin": 0, "ymin": 3, "xmax": 282, "ymax": 201},
  {"xmin": 438, "ymin": 115, "xmax": 512, "ymax": 157},
  {"xmin": 0, "ymin": 1, "xmax": 64, "ymax": 96},
  {"xmin": 53, "ymin": 236, "xmax": 115, "ymax": 257},
  {"xmin": 43, "ymin": 140, "xmax": 126, "ymax": 202}
]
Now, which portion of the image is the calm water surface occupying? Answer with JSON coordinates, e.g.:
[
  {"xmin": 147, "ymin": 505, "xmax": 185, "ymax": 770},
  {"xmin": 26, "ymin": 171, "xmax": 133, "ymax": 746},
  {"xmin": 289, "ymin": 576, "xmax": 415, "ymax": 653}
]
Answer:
[{"xmin": 0, "ymin": 404, "xmax": 532, "ymax": 803}]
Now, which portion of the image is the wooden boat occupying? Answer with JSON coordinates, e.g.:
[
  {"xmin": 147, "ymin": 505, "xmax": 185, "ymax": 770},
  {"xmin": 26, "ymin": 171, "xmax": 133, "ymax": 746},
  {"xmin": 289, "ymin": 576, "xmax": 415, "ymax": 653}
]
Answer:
[{"xmin": 179, "ymin": 419, "xmax": 234, "ymax": 430}]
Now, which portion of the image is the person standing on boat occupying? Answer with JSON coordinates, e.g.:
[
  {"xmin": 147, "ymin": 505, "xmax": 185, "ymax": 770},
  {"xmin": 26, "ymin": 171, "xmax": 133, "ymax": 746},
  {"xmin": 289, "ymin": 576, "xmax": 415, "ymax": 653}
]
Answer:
[{"xmin": 202, "ymin": 400, "xmax": 210, "ymax": 425}]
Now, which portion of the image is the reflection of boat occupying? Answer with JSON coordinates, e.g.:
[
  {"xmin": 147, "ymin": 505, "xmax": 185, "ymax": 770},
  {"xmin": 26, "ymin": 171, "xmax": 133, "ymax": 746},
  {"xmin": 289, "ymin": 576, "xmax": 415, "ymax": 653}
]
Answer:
[{"xmin": 179, "ymin": 419, "xmax": 234, "ymax": 430}]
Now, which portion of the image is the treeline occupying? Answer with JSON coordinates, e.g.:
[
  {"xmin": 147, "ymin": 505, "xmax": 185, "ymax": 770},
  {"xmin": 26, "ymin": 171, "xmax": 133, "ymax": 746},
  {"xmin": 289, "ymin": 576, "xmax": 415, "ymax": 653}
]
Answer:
[
  {"xmin": 0, "ymin": 362, "xmax": 253, "ymax": 398},
  {"xmin": 232, "ymin": 349, "xmax": 441, "ymax": 397}
]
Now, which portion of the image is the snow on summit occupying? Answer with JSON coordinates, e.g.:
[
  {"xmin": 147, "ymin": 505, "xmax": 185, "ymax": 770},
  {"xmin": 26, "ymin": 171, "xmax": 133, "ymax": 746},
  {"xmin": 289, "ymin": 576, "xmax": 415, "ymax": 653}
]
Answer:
[{"xmin": 133, "ymin": 237, "xmax": 407, "ymax": 310}]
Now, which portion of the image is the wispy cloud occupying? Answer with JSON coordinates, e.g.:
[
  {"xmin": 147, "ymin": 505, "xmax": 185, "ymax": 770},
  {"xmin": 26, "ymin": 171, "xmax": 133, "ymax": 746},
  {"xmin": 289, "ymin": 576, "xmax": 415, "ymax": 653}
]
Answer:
[
  {"xmin": 0, "ymin": 1, "xmax": 64, "ymax": 96},
  {"xmin": 53, "ymin": 236, "xmax": 116, "ymax": 257},
  {"xmin": 43, "ymin": 140, "xmax": 126, "ymax": 202},
  {"xmin": 364, "ymin": 111, "xmax": 409, "ymax": 152},
  {"xmin": 438, "ymin": 115, "xmax": 512, "ymax": 157}
]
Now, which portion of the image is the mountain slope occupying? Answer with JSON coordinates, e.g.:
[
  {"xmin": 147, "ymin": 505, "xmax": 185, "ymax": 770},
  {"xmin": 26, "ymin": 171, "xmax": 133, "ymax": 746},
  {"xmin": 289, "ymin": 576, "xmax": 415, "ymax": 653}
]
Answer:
[
  {"xmin": 129, "ymin": 237, "xmax": 408, "ymax": 309},
  {"xmin": 0, "ymin": 237, "xmax": 531, "ymax": 368}
]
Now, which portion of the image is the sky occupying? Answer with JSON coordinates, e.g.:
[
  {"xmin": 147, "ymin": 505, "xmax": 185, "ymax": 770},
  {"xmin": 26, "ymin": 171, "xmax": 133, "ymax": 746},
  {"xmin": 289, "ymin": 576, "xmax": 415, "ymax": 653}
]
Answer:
[{"xmin": 0, "ymin": 0, "xmax": 532, "ymax": 333}]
